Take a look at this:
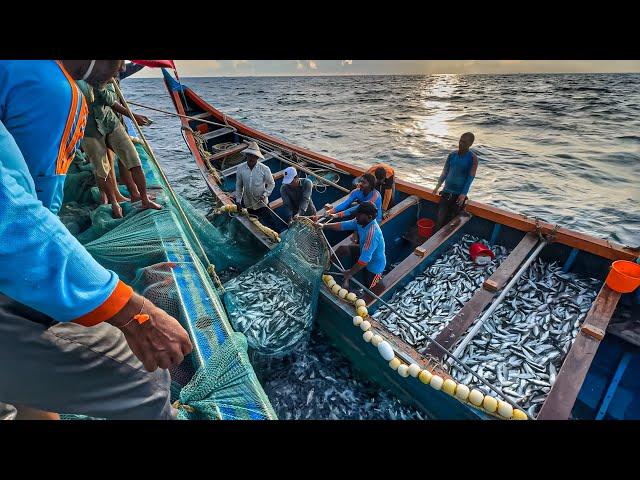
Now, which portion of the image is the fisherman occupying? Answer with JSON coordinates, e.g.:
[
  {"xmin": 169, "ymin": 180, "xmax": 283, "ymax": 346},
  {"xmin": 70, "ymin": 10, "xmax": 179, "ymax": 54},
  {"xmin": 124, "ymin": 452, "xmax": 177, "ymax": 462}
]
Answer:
[
  {"xmin": 77, "ymin": 69, "xmax": 161, "ymax": 219},
  {"xmin": 325, "ymin": 172, "xmax": 383, "ymax": 223},
  {"xmin": 432, "ymin": 132, "xmax": 478, "ymax": 232},
  {"xmin": 319, "ymin": 202, "xmax": 386, "ymax": 290},
  {"xmin": 234, "ymin": 141, "xmax": 277, "ymax": 230},
  {"xmin": 0, "ymin": 60, "xmax": 192, "ymax": 420},
  {"xmin": 280, "ymin": 166, "xmax": 316, "ymax": 224},
  {"xmin": 366, "ymin": 163, "xmax": 396, "ymax": 216}
]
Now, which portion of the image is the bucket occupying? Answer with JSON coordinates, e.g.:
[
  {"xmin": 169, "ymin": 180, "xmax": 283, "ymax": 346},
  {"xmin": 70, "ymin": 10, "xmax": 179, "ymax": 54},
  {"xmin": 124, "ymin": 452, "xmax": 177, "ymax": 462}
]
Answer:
[
  {"xmin": 417, "ymin": 218, "xmax": 435, "ymax": 239},
  {"xmin": 605, "ymin": 260, "xmax": 640, "ymax": 293}
]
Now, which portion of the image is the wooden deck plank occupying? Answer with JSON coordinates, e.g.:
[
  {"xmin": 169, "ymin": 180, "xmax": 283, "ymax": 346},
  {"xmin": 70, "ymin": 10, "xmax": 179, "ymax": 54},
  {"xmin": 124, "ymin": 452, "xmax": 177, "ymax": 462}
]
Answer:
[
  {"xmin": 205, "ymin": 143, "xmax": 248, "ymax": 163},
  {"xmin": 536, "ymin": 284, "xmax": 622, "ymax": 420},
  {"xmin": 364, "ymin": 212, "xmax": 471, "ymax": 304},
  {"xmin": 426, "ymin": 232, "xmax": 540, "ymax": 358}
]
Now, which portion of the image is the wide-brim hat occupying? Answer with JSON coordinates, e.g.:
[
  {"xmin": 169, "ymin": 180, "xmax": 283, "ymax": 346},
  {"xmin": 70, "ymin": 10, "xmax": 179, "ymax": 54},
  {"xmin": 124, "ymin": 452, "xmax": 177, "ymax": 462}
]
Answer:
[{"xmin": 244, "ymin": 141, "xmax": 264, "ymax": 159}]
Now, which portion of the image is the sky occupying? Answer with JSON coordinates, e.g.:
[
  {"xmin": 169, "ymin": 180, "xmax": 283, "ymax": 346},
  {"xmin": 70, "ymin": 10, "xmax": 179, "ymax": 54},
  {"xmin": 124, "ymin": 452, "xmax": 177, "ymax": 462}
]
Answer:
[{"xmin": 131, "ymin": 60, "xmax": 640, "ymax": 78}]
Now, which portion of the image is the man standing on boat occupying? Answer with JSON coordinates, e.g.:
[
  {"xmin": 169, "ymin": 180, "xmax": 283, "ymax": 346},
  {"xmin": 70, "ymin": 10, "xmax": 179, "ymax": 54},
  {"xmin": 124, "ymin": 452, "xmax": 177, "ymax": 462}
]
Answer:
[
  {"xmin": 234, "ymin": 141, "xmax": 277, "ymax": 230},
  {"xmin": 0, "ymin": 60, "xmax": 192, "ymax": 420},
  {"xmin": 77, "ymin": 72, "xmax": 161, "ymax": 219},
  {"xmin": 319, "ymin": 202, "xmax": 386, "ymax": 290},
  {"xmin": 326, "ymin": 173, "xmax": 383, "ymax": 223},
  {"xmin": 367, "ymin": 163, "xmax": 396, "ymax": 216},
  {"xmin": 432, "ymin": 132, "xmax": 478, "ymax": 232},
  {"xmin": 280, "ymin": 166, "xmax": 316, "ymax": 224}
]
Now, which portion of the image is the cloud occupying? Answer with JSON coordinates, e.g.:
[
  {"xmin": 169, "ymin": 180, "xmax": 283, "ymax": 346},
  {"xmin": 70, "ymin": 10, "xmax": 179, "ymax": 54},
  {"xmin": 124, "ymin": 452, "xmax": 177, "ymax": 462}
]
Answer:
[
  {"xmin": 308, "ymin": 60, "xmax": 317, "ymax": 70},
  {"xmin": 232, "ymin": 60, "xmax": 249, "ymax": 68},
  {"xmin": 341, "ymin": 60, "xmax": 353, "ymax": 66},
  {"xmin": 296, "ymin": 60, "xmax": 304, "ymax": 70}
]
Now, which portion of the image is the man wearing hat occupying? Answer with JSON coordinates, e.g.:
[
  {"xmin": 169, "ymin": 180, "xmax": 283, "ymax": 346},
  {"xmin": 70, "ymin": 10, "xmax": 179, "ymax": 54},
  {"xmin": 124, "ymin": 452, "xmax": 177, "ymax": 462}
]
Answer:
[
  {"xmin": 234, "ymin": 141, "xmax": 276, "ymax": 229},
  {"xmin": 280, "ymin": 166, "xmax": 316, "ymax": 224}
]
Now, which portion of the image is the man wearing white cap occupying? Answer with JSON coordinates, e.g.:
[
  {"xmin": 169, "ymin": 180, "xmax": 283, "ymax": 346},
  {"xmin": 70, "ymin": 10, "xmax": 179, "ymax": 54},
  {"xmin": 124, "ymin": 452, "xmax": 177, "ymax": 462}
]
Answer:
[
  {"xmin": 234, "ymin": 141, "xmax": 276, "ymax": 229},
  {"xmin": 280, "ymin": 166, "xmax": 316, "ymax": 224}
]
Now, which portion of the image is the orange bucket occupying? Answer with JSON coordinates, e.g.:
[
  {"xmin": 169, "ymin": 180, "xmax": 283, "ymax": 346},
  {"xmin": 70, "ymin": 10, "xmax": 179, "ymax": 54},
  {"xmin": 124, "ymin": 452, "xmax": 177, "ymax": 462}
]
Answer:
[
  {"xmin": 417, "ymin": 218, "xmax": 435, "ymax": 238},
  {"xmin": 605, "ymin": 260, "xmax": 640, "ymax": 293}
]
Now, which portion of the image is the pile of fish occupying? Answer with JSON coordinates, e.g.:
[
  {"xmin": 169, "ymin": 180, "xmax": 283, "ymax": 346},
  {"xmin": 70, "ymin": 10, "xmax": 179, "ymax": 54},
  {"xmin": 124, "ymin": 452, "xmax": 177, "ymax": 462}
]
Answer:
[
  {"xmin": 256, "ymin": 328, "xmax": 427, "ymax": 420},
  {"xmin": 448, "ymin": 257, "xmax": 600, "ymax": 418},
  {"xmin": 373, "ymin": 235, "xmax": 509, "ymax": 352},
  {"xmin": 224, "ymin": 265, "xmax": 314, "ymax": 356}
]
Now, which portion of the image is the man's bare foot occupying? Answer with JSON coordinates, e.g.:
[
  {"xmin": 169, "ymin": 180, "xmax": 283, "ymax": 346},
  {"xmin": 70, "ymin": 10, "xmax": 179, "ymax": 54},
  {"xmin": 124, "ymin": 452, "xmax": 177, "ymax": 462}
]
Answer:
[
  {"xmin": 100, "ymin": 191, "xmax": 108, "ymax": 205},
  {"xmin": 130, "ymin": 195, "xmax": 142, "ymax": 203},
  {"xmin": 112, "ymin": 202, "xmax": 124, "ymax": 219},
  {"xmin": 115, "ymin": 192, "xmax": 130, "ymax": 203},
  {"xmin": 141, "ymin": 199, "xmax": 163, "ymax": 210}
]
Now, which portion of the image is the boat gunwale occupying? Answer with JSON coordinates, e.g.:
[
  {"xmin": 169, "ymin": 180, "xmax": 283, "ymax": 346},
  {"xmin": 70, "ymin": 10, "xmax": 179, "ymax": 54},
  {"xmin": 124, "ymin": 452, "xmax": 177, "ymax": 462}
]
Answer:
[{"xmin": 173, "ymin": 83, "xmax": 637, "ymax": 264}]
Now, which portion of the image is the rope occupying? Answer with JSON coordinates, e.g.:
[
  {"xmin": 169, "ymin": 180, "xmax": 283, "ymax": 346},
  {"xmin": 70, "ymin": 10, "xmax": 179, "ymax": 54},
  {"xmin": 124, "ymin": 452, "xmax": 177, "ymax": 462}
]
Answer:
[
  {"xmin": 126, "ymin": 100, "xmax": 237, "ymax": 131},
  {"xmin": 112, "ymin": 81, "xmax": 224, "ymax": 291}
]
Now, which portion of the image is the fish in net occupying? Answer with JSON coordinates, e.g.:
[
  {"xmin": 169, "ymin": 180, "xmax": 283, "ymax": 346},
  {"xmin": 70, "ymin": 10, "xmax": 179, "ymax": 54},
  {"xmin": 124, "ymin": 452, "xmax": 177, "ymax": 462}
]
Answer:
[{"xmin": 223, "ymin": 217, "xmax": 330, "ymax": 357}]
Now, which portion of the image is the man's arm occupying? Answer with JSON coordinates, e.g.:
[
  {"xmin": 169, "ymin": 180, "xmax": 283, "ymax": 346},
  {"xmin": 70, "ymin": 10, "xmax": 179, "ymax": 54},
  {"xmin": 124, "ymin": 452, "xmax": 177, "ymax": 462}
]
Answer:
[
  {"xmin": 263, "ymin": 166, "xmax": 275, "ymax": 198},
  {"xmin": 460, "ymin": 153, "xmax": 478, "ymax": 196},
  {"xmin": 0, "ymin": 124, "xmax": 192, "ymax": 370},
  {"xmin": 235, "ymin": 166, "xmax": 244, "ymax": 205},
  {"xmin": 433, "ymin": 153, "xmax": 452, "ymax": 194},
  {"xmin": 330, "ymin": 189, "xmax": 357, "ymax": 214},
  {"xmin": 321, "ymin": 219, "xmax": 357, "ymax": 232},
  {"xmin": 298, "ymin": 179, "xmax": 313, "ymax": 215}
]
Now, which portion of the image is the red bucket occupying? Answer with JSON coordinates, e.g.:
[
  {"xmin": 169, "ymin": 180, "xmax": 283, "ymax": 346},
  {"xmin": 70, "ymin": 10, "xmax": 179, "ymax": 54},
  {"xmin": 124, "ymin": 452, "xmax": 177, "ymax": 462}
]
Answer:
[
  {"xmin": 606, "ymin": 260, "xmax": 640, "ymax": 293},
  {"xmin": 417, "ymin": 218, "xmax": 435, "ymax": 238}
]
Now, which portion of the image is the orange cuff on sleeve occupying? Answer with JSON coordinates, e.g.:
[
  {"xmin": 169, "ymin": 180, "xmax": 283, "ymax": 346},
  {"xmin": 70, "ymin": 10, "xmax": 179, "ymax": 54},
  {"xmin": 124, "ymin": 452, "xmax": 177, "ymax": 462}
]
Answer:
[
  {"xmin": 72, "ymin": 280, "xmax": 134, "ymax": 327},
  {"xmin": 357, "ymin": 260, "xmax": 368, "ymax": 266}
]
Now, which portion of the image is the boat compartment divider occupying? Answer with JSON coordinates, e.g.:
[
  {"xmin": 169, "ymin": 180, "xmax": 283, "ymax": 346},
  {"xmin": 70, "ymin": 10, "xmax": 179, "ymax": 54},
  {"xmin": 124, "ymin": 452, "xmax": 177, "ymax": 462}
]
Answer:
[
  {"xmin": 426, "ymin": 232, "xmax": 540, "ymax": 357},
  {"xmin": 536, "ymin": 284, "xmax": 622, "ymax": 419}
]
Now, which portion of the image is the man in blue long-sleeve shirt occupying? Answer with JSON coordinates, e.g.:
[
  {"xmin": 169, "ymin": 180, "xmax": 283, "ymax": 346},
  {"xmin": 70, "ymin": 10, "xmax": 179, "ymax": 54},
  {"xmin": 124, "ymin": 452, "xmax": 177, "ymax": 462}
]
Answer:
[
  {"xmin": 432, "ymin": 132, "xmax": 478, "ymax": 232},
  {"xmin": 0, "ymin": 61, "xmax": 191, "ymax": 420}
]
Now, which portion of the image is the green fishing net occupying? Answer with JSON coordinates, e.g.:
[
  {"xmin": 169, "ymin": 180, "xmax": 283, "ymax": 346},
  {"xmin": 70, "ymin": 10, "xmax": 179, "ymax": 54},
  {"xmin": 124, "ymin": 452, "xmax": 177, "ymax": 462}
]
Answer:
[
  {"xmin": 55, "ymin": 140, "xmax": 276, "ymax": 420},
  {"xmin": 223, "ymin": 219, "xmax": 330, "ymax": 357}
]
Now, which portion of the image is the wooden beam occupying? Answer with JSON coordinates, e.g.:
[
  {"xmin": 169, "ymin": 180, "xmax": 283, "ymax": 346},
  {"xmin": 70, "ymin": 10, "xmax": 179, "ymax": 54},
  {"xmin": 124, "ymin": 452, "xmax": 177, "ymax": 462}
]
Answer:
[
  {"xmin": 426, "ymin": 232, "xmax": 540, "ymax": 358},
  {"xmin": 536, "ymin": 284, "xmax": 621, "ymax": 420},
  {"xmin": 364, "ymin": 213, "xmax": 471, "ymax": 304},
  {"xmin": 269, "ymin": 198, "xmax": 284, "ymax": 210},
  {"xmin": 205, "ymin": 143, "xmax": 248, "ymax": 163}
]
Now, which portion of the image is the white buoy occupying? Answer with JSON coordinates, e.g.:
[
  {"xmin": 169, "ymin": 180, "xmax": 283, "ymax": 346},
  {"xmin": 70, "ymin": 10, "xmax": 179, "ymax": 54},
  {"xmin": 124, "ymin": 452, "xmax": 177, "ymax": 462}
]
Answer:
[
  {"xmin": 346, "ymin": 292, "xmax": 357, "ymax": 303},
  {"xmin": 360, "ymin": 320, "xmax": 371, "ymax": 331},
  {"xmin": 355, "ymin": 299, "xmax": 366, "ymax": 308},
  {"xmin": 430, "ymin": 375, "xmax": 444, "ymax": 390},
  {"xmin": 483, "ymin": 395, "xmax": 498, "ymax": 413},
  {"xmin": 326, "ymin": 279, "xmax": 336, "ymax": 289},
  {"xmin": 397, "ymin": 364, "xmax": 410, "ymax": 377},
  {"xmin": 363, "ymin": 331, "xmax": 374, "ymax": 342},
  {"xmin": 371, "ymin": 335, "xmax": 383, "ymax": 347},
  {"xmin": 356, "ymin": 306, "xmax": 368, "ymax": 318},
  {"xmin": 497, "ymin": 401, "xmax": 514, "ymax": 419},
  {"xmin": 331, "ymin": 284, "xmax": 341, "ymax": 295},
  {"xmin": 455, "ymin": 384, "xmax": 470, "ymax": 402},
  {"xmin": 377, "ymin": 341, "xmax": 395, "ymax": 361},
  {"xmin": 469, "ymin": 389, "xmax": 484, "ymax": 407},
  {"xmin": 338, "ymin": 288, "xmax": 348, "ymax": 298},
  {"xmin": 352, "ymin": 315, "xmax": 363, "ymax": 326},
  {"xmin": 408, "ymin": 364, "xmax": 421, "ymax": 378}
]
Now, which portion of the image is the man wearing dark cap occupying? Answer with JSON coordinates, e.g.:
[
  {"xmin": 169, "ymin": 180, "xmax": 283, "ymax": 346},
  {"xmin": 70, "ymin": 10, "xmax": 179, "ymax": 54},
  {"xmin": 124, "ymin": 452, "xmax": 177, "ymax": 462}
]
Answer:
[{"xmin": 319, "ymin": 202, "xmax": 386, "ymax": 290}]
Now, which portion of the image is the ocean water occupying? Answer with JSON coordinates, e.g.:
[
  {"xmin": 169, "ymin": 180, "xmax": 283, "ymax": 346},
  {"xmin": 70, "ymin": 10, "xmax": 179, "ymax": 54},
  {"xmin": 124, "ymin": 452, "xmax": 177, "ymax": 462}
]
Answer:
[{"xmin": 121, "ymin": 73, "xmax": 640, "ymax": 419}]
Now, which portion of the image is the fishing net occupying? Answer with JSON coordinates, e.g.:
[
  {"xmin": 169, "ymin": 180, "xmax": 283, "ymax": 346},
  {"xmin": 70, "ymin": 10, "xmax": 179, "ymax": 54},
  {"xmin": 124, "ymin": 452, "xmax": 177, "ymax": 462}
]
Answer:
[
  {"xmin": 223, "ymin": 218, "xmax": 330, "ymax": 357},
  {"xmin": 54, "ymin": 136, "xmax": 276, "ymax": 420}
]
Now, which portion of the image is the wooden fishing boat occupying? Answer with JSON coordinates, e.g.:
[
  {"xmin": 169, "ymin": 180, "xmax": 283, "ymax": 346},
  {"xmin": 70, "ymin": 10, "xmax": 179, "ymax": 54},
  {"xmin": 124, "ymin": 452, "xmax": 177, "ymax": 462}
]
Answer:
[{"xmin": 162, "ymin": 69, "xmax": 640, "ymax": 420}]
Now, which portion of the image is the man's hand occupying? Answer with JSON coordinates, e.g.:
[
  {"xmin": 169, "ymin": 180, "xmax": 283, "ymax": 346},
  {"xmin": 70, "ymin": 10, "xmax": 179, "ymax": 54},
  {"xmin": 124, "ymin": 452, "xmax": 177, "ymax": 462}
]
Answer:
[
  {"xmin": 342, "ymin": 272, "xmax": 352, "ymax": 289},
  {"xmin": 108, "ymin": 293, "xmax": 193, "ymax": 372},
  {"xmin": 456, "ymin": 194, "xmax": 467, "ymax": 206},
  {"xmin": 133, "ymin": 114, "xmax": 151, "ymax": 126},
  {"xmin": 432, "ymin": 186, "xmax": 440, "ymax": 195},
  {"xmin": 382, "ymin": 210, "xmax": 390, "ymax": 220}
]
